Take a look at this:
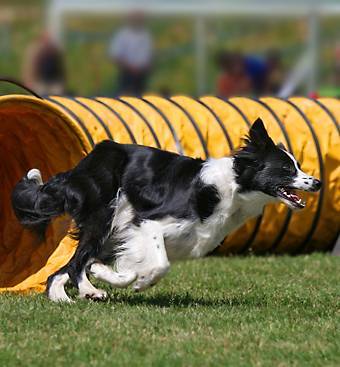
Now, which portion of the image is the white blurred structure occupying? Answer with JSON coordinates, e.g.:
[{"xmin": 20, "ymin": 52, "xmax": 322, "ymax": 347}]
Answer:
[{"xmin": 47, "ymin": 0, "xmax": 340, "ymax": 95}]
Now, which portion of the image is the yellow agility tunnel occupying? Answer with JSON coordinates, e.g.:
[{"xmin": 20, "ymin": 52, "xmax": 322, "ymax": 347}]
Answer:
[{"xmin": 0, "ymin": 94, "xmax": 339, "ymax": 293}]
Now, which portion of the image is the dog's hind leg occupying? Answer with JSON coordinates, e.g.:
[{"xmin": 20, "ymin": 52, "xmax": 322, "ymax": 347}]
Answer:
[
  {"xmin": 77, "ymin": 266, "xmax": 108, "ymax": 301},
  {"xmin": 47, "ymin": 267, "xmax": 72, "ymax": 303},
  {"xmin": 47, "ymin": 210, "xmax": 112, "ymax": 302},
  {"xmin": 47, "ymin": 240, "xmax": 97, "ymax": 302}
]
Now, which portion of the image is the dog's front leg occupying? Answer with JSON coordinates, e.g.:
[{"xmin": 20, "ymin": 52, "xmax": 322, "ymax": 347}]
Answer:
[
  {"xmin": 88, "ymin": 262, "xmax": 137, "ymax": 288},
  {"xmin": 117, "ymin": 220, "xmax": 170, "ymax": 292}
]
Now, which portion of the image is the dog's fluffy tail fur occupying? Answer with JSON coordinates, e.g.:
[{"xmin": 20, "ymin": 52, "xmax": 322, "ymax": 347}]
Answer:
[{"xmin": 11, "ymin": 168, "xmax": 67, "ymax": 238}]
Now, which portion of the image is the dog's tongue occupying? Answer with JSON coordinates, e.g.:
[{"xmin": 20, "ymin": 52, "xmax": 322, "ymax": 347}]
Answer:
[
  {"xmin": 290, "ymin": 192, "xmax": 300, "ymax": 201},
  {"xmin": 289, "ymin": 191, "xmax": 306, "ymax": 208}
]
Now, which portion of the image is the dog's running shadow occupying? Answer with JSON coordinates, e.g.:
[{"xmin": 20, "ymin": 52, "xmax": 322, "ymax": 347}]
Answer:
[{"xmin": 107, "ymin": 291, "xmax": 259, "ymax": 308}]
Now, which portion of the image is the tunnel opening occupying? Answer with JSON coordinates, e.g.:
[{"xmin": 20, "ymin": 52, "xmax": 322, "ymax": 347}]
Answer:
[{"xmin": 0, "ymin": 97, "xmax": 86, "ymax": 288}]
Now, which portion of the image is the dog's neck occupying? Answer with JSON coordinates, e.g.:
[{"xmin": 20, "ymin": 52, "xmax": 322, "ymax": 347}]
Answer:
[
  {"xmin": 236, "ymin": 189, "xmax": 275, "ymax": 219},
  {"xmin": 201, "ymin": 157, "xmax": 275, "ymax": 221}
]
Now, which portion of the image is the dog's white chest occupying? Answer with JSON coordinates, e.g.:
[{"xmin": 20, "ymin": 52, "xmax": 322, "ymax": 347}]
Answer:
[
  {"xmin": 159, "ymin": 218, "xmax": 218, "ymax": 261},
  {"xmin": 159, "ymin": 194, "xmax": 268, "ymax": 262},
  {"xmin": 160, "ymin": 200, "xmax": 240, "ymax": 261}
]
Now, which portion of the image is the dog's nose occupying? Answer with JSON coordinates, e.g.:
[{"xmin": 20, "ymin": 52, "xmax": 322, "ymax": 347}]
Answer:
[{"xmin": 312, "ymin": 179, "xmax": 322, "ymax": 192}]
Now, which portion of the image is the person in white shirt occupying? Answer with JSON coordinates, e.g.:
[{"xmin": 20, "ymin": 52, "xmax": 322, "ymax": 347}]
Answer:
[{"xmin": 109, "ymin": 12, "xmax": 153, "ymax": 96}]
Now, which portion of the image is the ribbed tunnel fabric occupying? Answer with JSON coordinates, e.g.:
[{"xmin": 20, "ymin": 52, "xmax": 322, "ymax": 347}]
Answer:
[{"xmin": 0, "ymin": 95, "xmax": 338, "ymax": 292}]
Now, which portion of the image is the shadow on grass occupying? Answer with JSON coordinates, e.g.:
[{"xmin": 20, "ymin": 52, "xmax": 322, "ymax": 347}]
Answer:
[
  {"xmin": 104, "ymin": 289, "xmax": 327, "ymax": 310},
  {"xmin": 108, "ymin": 290, "xmax": 269, "ymax": 308},
  {"xmin": 64, "ymin": 283, "xmax": 329, "ymax": 310}
]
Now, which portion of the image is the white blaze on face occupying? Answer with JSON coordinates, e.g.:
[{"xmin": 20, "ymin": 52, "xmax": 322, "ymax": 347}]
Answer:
[{"xmin": 282, "ymin": 149, "xmax": 316, "ymax": 191}]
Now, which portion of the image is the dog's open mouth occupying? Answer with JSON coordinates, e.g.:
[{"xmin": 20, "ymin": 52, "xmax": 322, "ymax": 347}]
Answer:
[{"xmin": 277, "ymin": 187, "xmax": 306, "ymax": 209}]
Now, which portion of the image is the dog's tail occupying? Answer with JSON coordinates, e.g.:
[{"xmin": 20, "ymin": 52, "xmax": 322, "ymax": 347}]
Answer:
[{"xmin": 11, "ymin": 168, "xmax": 67, "ymax": 238}]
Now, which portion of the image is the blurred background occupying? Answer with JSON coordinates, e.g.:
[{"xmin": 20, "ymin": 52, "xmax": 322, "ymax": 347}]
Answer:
[{"xmin": 1, "ymin": 0, "xmax": 340, "ymax": 98}]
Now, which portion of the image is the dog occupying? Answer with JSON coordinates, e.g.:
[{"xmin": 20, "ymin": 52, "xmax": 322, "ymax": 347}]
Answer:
[{"xmin": 12, "ymin": 118, "xmax": 321, "ymax": 302}]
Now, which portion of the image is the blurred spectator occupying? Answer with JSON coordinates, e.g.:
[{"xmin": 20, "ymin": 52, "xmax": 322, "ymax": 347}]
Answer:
[
  {"xmin": 334, "ymin": 42, "xmax": 340, "ymax": 87},
  {"xmin": 265, "ymin": 49, "xmax": 284, "ymax": 94},
  {"xmin": 23, "ymin": 32, "xmax": 66, "ymax": 95},
  {"xmin": 244, "ymin": 55, "xmax": 267, "ymax": 95},
  {"xmin": 109, "ymin": 11, "xmax": 153, "ymax": 96},
  {"xmin": 219, "ymin": 50, "xmax": 284, "ymax": 96},
  {"xmin": 216, "ymin": 52, "xmax": 251, "ymax": 98},
  {"xmin": 245, "ymin": 50, "xmax": 284, "ymax": 95},
  {"xmin": 159, "ymin": 86, "xmax": 172, "ymax": 98}
]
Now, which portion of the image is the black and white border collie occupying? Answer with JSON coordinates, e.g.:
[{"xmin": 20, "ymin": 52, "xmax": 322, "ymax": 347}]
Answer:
[{"xmin": 12, "ymin": 119, "xmax": 321, "ymax": 302}]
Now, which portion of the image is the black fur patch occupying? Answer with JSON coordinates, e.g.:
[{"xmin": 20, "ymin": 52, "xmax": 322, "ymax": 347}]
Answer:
[
  {"xmin": 233, "ymin": 118, "xmax": 298, "ymax": 196},
  {"xmin": 194, "ymin": 183, "xmax": 220, "ymax": 221}
]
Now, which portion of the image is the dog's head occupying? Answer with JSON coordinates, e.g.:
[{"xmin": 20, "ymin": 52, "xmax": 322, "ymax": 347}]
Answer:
[{"xmin": 233, "ymin": 118, "xmax": 321, "ymax": 209}]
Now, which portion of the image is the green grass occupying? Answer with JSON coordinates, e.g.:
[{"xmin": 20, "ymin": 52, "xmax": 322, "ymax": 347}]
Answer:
[{"xmin": 0, "ymin": 254, "xmax": 339, "ymax": 366}]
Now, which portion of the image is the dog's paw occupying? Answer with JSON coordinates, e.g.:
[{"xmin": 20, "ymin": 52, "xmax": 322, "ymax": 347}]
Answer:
[
  {"xmin": 132, "ymin": 275, "xmax": 153, "ymax": 292},
  {"xmin": 80, "ymin": 289, "xmax": 107, "ymax": 301},
  {"xmin": 48, "ymin": 292, "xmax": 74, "ymax": 303},
  {"xmin": 132, "ymin": 265, "xmax": 169, "ymax": 292},
  {"xmin": 47, "ymin": 273, "xmax": 73, "ymax": 303}
]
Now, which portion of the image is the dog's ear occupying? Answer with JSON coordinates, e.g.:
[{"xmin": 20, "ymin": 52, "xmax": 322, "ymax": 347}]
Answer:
[
  {"xmin": 248, "ymin": 118, "xmax": 274, "ymax": 149},
  {"xmin": 277, "ymin": 142, "xmax": 287, "ymax": 151},
  {"xmin": 235, "ymin": 118, "xmax": 275, "ymax": 162}
]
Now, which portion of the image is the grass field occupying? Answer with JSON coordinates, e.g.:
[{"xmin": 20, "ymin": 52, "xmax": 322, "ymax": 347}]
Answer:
[{"xmin": 0, "ymin": 254, "xmax": 339, "ymax": 366}]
